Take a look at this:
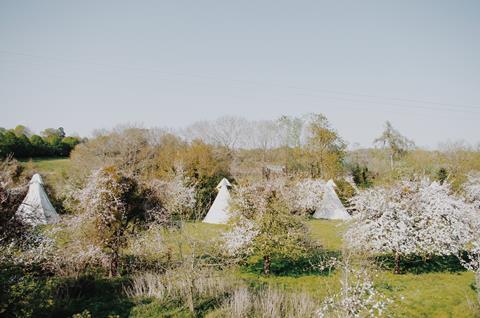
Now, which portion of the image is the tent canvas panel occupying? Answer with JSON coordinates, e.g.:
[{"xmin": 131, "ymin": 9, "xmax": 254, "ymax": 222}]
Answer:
[
  {"xmin": 15, "ymin": 174, "xmax": 59, "ymax": 226},
  {"xmin": 203, "ymin": 178, "xmax": 232, "ymax": 224},
  {"xmin": 313, "ymin": 179, "xmax": 351, "ymax": 220}
]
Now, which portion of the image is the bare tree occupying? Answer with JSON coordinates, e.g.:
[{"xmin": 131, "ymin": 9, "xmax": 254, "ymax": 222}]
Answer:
[
  {"xmin": 250, "ymin": 120, "xmax": 281, "ymax": 162},
  {"xmin": 374, "ymin": 121, "xmax": 415, "ymax": 170},
  {"xmin": 183, "ymin": 116, "xmax": 249, "ymax": 152}
]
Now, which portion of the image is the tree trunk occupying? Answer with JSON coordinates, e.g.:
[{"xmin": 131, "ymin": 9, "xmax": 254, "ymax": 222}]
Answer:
[
  {"xmin": 394, "ymin": 252, "xmax": 401, "ymax": 274},
  {"xmin": 186, "ymin": 281, "xmax": 195, "ymax": 313},
  {"xmin": 109, "ymin": 252, "xmax": 119, "ymax": 277},
  {"xmin": 476, "ymin": 271, "xmax": 480, "ymax": 305},
  {"xmin": 263, "ymin": 255, "xmax": 271, "ymax": 275}
]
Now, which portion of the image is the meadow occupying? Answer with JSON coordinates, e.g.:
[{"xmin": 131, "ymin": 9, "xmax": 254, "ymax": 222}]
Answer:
[{"xmin": 12, "ymin": 158, "xmax": 477, "ymax": 317}]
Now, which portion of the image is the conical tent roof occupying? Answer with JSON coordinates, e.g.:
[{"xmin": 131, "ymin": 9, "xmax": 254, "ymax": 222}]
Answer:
[
  {"xmin": 16, "ymin": 173, "xmax": 59, "ymax": 226},
  {"xmin": 216, "ymin": 178, "xmax": 232, "ymax": 190},
  {"xmin": 313, "ymin": 179, "xmax": 351, "ymax": 220},
  {"xmin": 203, "ymin": 178, "xmax": 232, "ymax": 224}
]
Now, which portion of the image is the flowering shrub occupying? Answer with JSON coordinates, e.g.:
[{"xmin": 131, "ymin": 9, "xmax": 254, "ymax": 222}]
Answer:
[
  {"xmin": 147, "ymin": 168, "xmax": 196, "ymax": 221},
  {"xmin": 223, "ymin": 218, "xmax": 258, "ymax": 257},
  {"xmin": 317, "ymin": 264, "xmax": 391, "ymax": 318},
  {"xmin": 79, "ymin": 166, "xmax": 143, "ymax": 276},
  {"xmin": 346, "ymin": 178, "xmax": 477, "ymax": 273},
  {"xmin": 226, "ymin": 179, "xmax": 313, "ymax": 274},
  {"xmin": 285, "ymin": 179, "xmax": 325, "ymax": 215},
  {"xmin": 464, "ymin": 172, "xmax": 480, "ymax": 209}
]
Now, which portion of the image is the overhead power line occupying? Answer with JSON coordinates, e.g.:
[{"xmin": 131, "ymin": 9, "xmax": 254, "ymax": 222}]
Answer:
[{"xmin": 1, "ymin": 49, "xmax": 479, "ymax": 114}]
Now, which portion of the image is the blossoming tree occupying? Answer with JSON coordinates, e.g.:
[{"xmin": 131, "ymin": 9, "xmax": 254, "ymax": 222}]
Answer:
[
  {"xmin": 464, "ymin": 172, "xmax": 480, "ymax": 209},
  {"xmin": 224, "ymin": 180, "xmax": 312, "ymax": 274},
  {"xmin": 345, "ymin": 179, "xmax": 476, "ymax": 273},
  {"xmin": 80, "ymin": 166, "xmax": 143, "ymax": 276}
]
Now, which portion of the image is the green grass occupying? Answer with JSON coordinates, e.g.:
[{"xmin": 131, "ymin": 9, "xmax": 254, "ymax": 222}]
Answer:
[
  {"xmin": 148, "ymin": 220, "xmax": 478, "ymax": 317},
  {"xmin": 20, "ymin": 157, "xmax": 72, "ymax": 185},
  {"xmin": 307, "ymin": 219, "xmax": 346, "ymax": 250},
  {"xmin": 9, "ymin": 160, "xmax": 477, "ymax": 317},
  {"xmin": 20, "ymin": 157, "xmax": 71, "ymax": 173}
]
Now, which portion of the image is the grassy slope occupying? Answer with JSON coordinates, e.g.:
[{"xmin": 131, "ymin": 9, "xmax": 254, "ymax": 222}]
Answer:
[{"xmin": 27, "ymin": 158, "xmax": 479, "ymax": 317}]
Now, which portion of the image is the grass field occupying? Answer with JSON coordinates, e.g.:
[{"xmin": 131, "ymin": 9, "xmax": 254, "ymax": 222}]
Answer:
[
  {"xmin": 16, "ymin": 158, "xmax": 480, "ymax": 317},
  {"xmin": 148, "ymin": 220, "xmax": 477, "ymax": 317},
  {"xmin": 20, "ymin": 157, "xmax": 72, "ymax": 185}
]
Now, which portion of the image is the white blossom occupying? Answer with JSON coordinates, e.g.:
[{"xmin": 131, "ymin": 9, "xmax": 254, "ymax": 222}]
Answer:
[
  {"xmin": 317, "ymin": 262, "xmax": 391, "ymax": 318},
  {"xmin": 149, "ymin": 174, "xmax": 196, "ymax": 217},
  {"xmin": 285, "ymin": 179, "xmax": 325, "ymax": 214},
  {"xmin": 464, "ymin": 172, "xmax": 480, "ymax": 209},
  {"xmin": 223, "ymin": 218, "xmax": 259, "ymax": 256},
  {"xmin": 346, "ymin": 179, "xmax": 477, "ymax": 258}
]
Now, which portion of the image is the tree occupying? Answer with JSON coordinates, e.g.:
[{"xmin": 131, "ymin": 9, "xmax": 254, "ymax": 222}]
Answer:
[
  {"xmin": 284, "ymin": 178, "xmax": 325, "ymax": 215},
  {"xmin": 0, "ymin": 131, "xmax": 22, "ymax": 158},
  {"xmin": 182, "ymin": 140, "xmax": 232, "ymax": 219},
  {"xmin": 351, "ymin": 164, "xmax": 373, "ymax": 188},
  {"xmin": 374, "ymin": 121, "xmax": 415, "ymax": 170},
  {"xmin": 41, "ymin": 127, "xmax": 64, "ymax": 139},
  {"xmin": 184, "ymin": 116, "xmax": 248, "ymax": 153},
  {"xmin": 464, "ymin": 172, "xmax": 480, "ymax": 209},
  {"xmin": 13, "ymin": 125, "xmax": 32, "ymax": 138},
  {"xmin": 0, "ymin": 126, "xmax": 81, "ymax": 158},
  {"xmin": 79, "ymin": 166, "xmax": 143, "ymax": 276},
  {"xmin": 250, "ymin": 120, "xmax": 280, "ymax": 163},
  {"xmin": 345, "ymin": 179, "xmax": 476, "ymax": 273},
  {"xmin": 148, "ymin": 166, "xmax": 196, "ymax": 221},
  {"xmin": 227, "ymin": 181, "xmax": 312, "ymax": 274},
  {"xmin": 436, "ymin": 167, "xmax": 448, "ymax": 185},
  {"xmin": 277, "ymin": 115, "xmax": 305, "ymax": 172},
  {"xmin": 305, "ymin": 113, "xmax": 346, "ymax": 179},
  {"xmin": 29, "ymin": 135, "xmax": 48, "ymax": 156}
]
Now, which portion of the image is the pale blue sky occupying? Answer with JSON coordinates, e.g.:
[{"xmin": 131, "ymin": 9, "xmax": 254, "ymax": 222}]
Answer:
[{"xmin": 1, "ymin": 0, "xmax": 479, "ymax": 148}]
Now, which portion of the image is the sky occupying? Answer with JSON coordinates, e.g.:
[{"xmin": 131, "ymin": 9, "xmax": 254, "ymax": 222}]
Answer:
[{"xmin": 1, "ymin": 0, "xmax": 479, "ymax": 148}]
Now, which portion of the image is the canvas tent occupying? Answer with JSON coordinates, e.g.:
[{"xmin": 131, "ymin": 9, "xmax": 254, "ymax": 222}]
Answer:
[
  {"xmin": 313, "ymin": 179, "xmax": 351, "ymax": 220},
  {"xmin": 203, "ymin": 178, "xmax": 232, "ymax": 224},
  {"xmin": 15, "ymin": 174, "xmax": 59, "ymax": 226}
]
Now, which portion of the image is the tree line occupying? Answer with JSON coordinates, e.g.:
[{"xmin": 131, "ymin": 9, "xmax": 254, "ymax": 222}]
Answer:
[{"xmin": 0, "ymin": 125, "xmax": 83, "ymax": 159}]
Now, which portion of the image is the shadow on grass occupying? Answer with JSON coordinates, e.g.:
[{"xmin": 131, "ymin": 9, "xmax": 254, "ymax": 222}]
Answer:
[
  {"xmin": 243, "ymin": 250, "xmax": 340, "ymax": 277},
  {"xmin": 49, "ymin": 276, "xmax": 135, "ymax": 318},
  {"xmin": 0, "ymin": 262, "xmax": 135, "ymax": 318},
  {"xmin": 375, "ymin": 253, "xmax": 467, "ymax": 274}
]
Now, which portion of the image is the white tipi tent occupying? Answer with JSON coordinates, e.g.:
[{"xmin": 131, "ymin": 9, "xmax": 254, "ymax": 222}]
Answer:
[
  {"xmin": 203, "ymin": 178, "xmax": 232, "ymax": 224},
  {"xmin": 16, "ymin": 174, "xmax": 59, "ymax": 226},
  {"xmin": 313, "ymin": 179, "xmax": 351, "ymax": 220}
]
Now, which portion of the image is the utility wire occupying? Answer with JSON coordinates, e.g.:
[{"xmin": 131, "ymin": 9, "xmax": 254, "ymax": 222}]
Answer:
[{"xmin": 1, "ymin": 49, "xmax": 479, "ymax": 114}]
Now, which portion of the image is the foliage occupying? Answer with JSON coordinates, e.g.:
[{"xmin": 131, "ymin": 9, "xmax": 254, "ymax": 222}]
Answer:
[
  {"xmin": 0, "ymin": 126, "xmax": 82, "ymax": 159},
  {"xmin": 227, "ymin": 181, "xmax": 314, "ymax": 274},
  {"xmin": 351, "ymin": 164, "xmax": 373, "ymax": 188},
  {"xmin": 182, "ymin": 140, "xmax": 232, "ymax": 219},
  {"xmin": 284, "ymin": 179, "xmax": 325, "ymax": 215},
  {"xmin": 0, "ymin": 157, "xmax": 29, "ymax": 242},
  {"xmin": 70, "ymin": 128, "xmax": 231, "ymax": 220},
  {"xmin": 345, "ymin": 178, "xmax": 477, "ymax": 273},
  {"xmin": 333, "ymin": 179, "xmax": 356, "ymax": 208},
  {"xmin": 79, "ymin": 166, "xmax": 145, "ymax": 276},
  {"xmin": 463, "ymin": 172, "xmax": 480, "ymax": 209},
  {"xmin": 147, "ymin": 175, "xmax": 196, "ymax": 222},
  {"xmin": 304, "ymin": 113, "xmax": 347, "ymax": 179},
  {"xmin": 126, "ymin": 268, "xmax": 238, "ymax": 315},
  {"xmin": 317, "ymin": 253, "xmax": 391, "ymax": 318},
  {"xmin": 374, "ymin": 121, "xmax": 415, "ymax": 170},
  {"xmin": 436, "ymin": 167, "xmax": 448, "ymax": 185}
]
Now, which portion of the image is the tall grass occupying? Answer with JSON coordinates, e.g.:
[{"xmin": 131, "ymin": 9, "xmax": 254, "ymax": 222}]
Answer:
[
  {"xmin": 126, "ymin": 267, "xmax": 238, "ymax": 313},
  {"xmin": 221, "ymin": 286, "xmax": 318, "ymax": 318}
]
